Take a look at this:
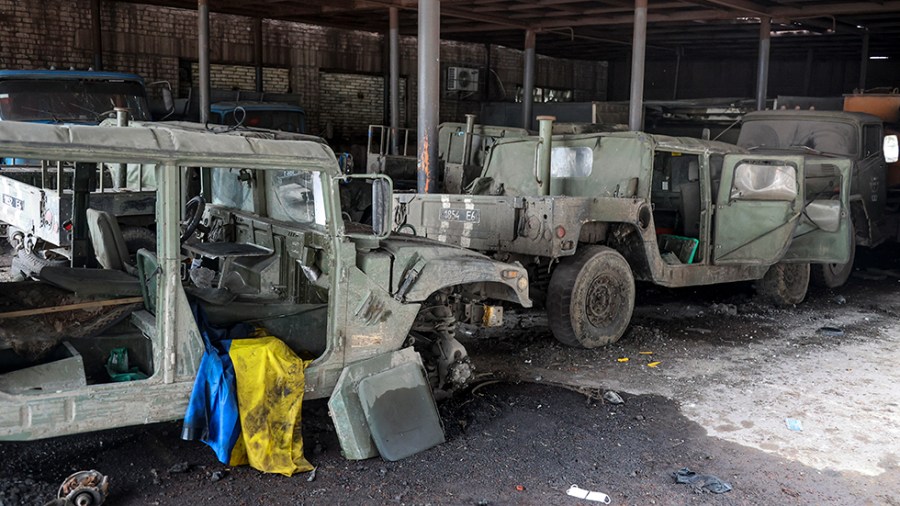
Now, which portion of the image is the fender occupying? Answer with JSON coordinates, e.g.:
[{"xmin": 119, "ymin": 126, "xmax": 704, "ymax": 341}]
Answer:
[{"xmin": 396, "ymin": 255, "xmax": 532, "ymax": 308}]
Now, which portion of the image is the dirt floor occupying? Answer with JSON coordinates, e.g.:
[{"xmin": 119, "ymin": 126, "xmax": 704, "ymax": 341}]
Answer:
[{"xmin": 2, "ymin": 242, "xmax": 900, "ymax": 505}]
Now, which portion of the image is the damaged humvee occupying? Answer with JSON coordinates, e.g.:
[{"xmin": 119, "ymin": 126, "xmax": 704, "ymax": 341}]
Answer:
[
  {"xmin": 0, "ymin": 121, "xmax": 531, "ymax": 461},
  {"xmin": 395, "ymin": 118, "xmax": 854, "ymax": 348}
]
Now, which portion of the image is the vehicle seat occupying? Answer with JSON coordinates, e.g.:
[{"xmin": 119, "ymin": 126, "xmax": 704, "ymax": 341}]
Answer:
[
  {"xmin": 87, "ymin": 208, "xmax": 136, "ymax": 275},
  {"xmin": 34, "ymin": 209, "xmax": 141, "ymax": 297}
]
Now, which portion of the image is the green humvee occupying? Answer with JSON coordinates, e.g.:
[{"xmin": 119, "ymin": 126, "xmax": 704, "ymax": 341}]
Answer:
[
  {"xmin": 395, "ymin": 124, "xmax": 853, "ymax": 348},
  {"xmin": 0, "ymin": 121, "xmax": 530, "ymax": 461}
]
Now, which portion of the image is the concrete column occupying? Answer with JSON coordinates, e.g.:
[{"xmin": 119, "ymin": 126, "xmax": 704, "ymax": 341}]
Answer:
[
  {"xmin": 389, "ymin": 7, "xmax": 401, "ymax": 155},
  {"xmin": 91, "ymin": 0, "xmax": 103, "ymax": 70},
  {"xmin": 522, "ymin": 29, "xmax": 536, "ymax": 130},
  {"xmin": 417, "ymin": 0, "xmax": 440, "ymax": 194},
  {"xmin": 755, "ymin": 17, "xmax": 771, "ymax": 111},
  {"xmin": 254, "ymin": 18, "xmax": 264, "ymax": 93},
  {"xmin": 198, "ymin": 0, "xmax": 211, "ymax": 124},
  {"xmin": 628, "ymin": 0, "xmax": 648, "ymax": 131},
  {"xmin": 859, "ymin": 31, "xmax": 870, "ymax": 92}
]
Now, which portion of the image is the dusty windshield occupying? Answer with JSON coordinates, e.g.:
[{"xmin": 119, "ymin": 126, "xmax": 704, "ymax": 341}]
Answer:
[
  {"xmin": 0, "ymin": 79, "xmax": 150, "ymax": 123},
  {"xmin": 267, "ymin": 170, "xmax": 325, "ymax": 226},
  {"xmin": 738, "ymin": 119, "xmax": 857, "ymax": 156}
]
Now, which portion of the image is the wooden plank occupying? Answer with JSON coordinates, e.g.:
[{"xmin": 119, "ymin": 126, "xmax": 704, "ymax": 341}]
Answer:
[{"xmin": 0, "ymin": 297, "xmax": 144, "ymax": 320}]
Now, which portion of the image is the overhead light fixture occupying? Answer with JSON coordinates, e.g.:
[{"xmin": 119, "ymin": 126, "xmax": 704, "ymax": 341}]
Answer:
[{"xmin": 870, "ymin": 56, "xmax": 890, "ymax": 60}]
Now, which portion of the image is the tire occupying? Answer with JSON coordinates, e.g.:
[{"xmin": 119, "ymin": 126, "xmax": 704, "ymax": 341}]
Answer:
[
  {"xmin": 11, "ymin": 249, "xmax": 67, "ymax": 278},
  {"xmin": 546, "ymin": 246, "xmax": 635, "ymax": 348},
  {"xmin": 120, "ymin": 226, "xmax": 157, "ymax": 254},
  {"xmin": 811, "ymin": 223, "xmax": 856, "ymax": 289},
  {"xmin": 755, "ymin": 262, "xmax": 810, "ymax": 306}
]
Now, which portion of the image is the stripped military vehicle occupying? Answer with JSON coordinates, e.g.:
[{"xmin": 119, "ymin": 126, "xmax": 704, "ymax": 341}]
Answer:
[
  {"xmin": 0, "ymin": 121, "xmax": 530, "ymax": 461},
  {"xmin": 394, "ymin": 118, "xmax": 853, "ymax": 349}
]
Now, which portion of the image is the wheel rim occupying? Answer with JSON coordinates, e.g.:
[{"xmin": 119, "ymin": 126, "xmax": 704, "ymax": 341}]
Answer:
[{"xmin": 584, "ymin": 273, "xmax": 621, "ymax": 328}]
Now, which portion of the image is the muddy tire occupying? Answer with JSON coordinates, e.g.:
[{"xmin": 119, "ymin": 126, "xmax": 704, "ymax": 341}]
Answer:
[
  {"xmin": 120, "ymin": 226, "xmax": 156, "ymax": 254},
  {"xmin": 811, "ymin": 224, "xmax": 855, "ymax": 289},
  {"xmin": 546, "ymin": 246, "xmax": 635, "ymax": 348},
  {"xmin": 755, "ymin": 262, "xmax": 810, "ymax": 306}
]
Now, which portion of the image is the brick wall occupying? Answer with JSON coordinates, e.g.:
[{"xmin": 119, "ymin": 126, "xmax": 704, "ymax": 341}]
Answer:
[
  {"xmin": 0, "ymin": 0, "xmax": 609, "ymax": 139},
  {"xmin": 185, "ymin": 63, "xmax": 290, "ymax": 93},
  {"xmin": 318, "ymin": 72, "xmax": 408, "ymax": 140}
]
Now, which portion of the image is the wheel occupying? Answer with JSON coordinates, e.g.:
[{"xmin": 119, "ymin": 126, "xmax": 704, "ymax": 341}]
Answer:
[
  {"xmin": 811, "ymin": 223, "xmax": 856, "ymax": 288},
  {"xmin": 755, "ymin": 262, "xmax": 810, "ymax": 306},
  {"xmin": 120, "ymin": 226, "xmax": 156, "ymax": 254},
  {"xmin": 546, "ymin": 246, "xmax": 635, "ymax": 348},
  {"xmin": 181, "ymin": 195, "xmax": 206, "ymax": 242}
]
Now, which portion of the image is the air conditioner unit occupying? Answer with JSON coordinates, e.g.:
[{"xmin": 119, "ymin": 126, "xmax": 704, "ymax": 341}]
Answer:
[{"xmin": 447, "ymin": 67, "xmax": 480, "ymax": 92}]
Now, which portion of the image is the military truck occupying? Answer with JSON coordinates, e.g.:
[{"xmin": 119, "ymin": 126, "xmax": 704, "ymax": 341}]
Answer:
[
  {"xmin": 0, "ymin": 121, "xmax": 531, "ymax": 462},
  {"xmin": 366, "ymin": 119, "xmax": 529, "ymax": 192},
  {"xmin": 0, "ymin": 70, "xmax": 152, "ymax": 126},
  {"xmin": 209, "ymin": 101, "xmax": 307, "ymax": 133},
  {"xmin": 394, "ymin": 118, "xmax": 853, "ymax": 348},
  {"xmin": 737, "ymin": 110, "xmax": 900, "ymax": 287}
]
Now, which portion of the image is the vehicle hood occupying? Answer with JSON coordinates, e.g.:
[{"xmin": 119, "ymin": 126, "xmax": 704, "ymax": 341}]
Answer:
[{"xmin": 374, "ymin": 232, "xmax": 531, "ymax": 307}]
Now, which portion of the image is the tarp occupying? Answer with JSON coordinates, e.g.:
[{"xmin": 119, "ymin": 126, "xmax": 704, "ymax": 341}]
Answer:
[
  {"xmin": 230, "ymin": 336, "xmax": 313, "ymax": 476},
  {"xmin": 182, "ymin": 306, "xmax": 312, "ymax": 476}
]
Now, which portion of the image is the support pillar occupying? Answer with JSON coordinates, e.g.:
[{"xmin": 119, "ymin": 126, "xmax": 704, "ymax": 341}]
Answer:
[
  {"xmin": 198, "ymin": 0, "xmax": 211, "ymax": 124},
  {"xmin": 859, "ymin": 31, "xmax": 870, "ymax": 92},
  {"xmin": 628, "ymin": 0, "xmax": 648, "ymax": 131},
  {"xmin": 254, "ymin": 18, "xmax": 264, "ymax": 93},
  {"xmin": 417, "ymin": 0, "xmax": 440, "ymax": 194},
  {"xmin": 755, "ymin": 17, "xmax": 771, "ymax": 111},
  {"xmin": 91, "ymin": 0, "xmax": 103, "ymax": 70},
  {"xmin": 522, "ymin": 29, "xmax": 536, "ymax": 130},
  {"xmin": 389, "ymin": 7, "xmax": 400, "ymax": 155}
]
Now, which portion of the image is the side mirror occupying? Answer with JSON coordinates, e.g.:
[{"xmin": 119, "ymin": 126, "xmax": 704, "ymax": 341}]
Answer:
[
  {"xmin": 339, "ymin": 174, "xmax": 394, "ymax": 240},
  {"xmin": 884, "ymin": 135, "xmax": 899, "ymax": 164},
  {"xmin": 161, "ymin": 87, "xmax": 175, "ymax": 115},
  {"xmin": 371, "ymin": 178, "xmax": 391, "ymax": 237},
  {"xmin": 147, "ymin": 81, "xmax": 176, "ymax": 120}
]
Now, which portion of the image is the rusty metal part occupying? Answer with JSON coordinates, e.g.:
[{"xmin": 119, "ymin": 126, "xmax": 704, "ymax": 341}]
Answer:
[{"xmin": 56, "ymin": 470, "xmax": 109, "ymax": 506}]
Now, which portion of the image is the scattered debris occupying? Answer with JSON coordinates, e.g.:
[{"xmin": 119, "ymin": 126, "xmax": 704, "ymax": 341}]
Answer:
[
  {"xmin": 307, "ymin": 467, "xmax": 317, "ymax": 482},
  {"xmin": 785, "ymin": 418, "xmax": 803, "ymax": 432},
  {"xmin": 781, "ymin": 486, "xmax": 801, "ymax": 498},
  {"xmin": 686, "ymin": 327, "xmax": 712, "ymax": 334},
  {"xmin": 617, "ymin": 357, "xmax": 629, "ymax": 362},
  {"xmin": 635, "ymin": 415, "xmax": 645, "ymax": 421},
  {"xmin": 854, "ymin": 271, "xmax": 887, "ymax": 281},
  {"xmin": 566, "ymin": 484, "xmax": 611, "ymax": 503},
  {"xmin": 672, "ymin": 467, "xmax": 732, "ymax": 494},
  {"xmin": 54, "ymin": 470, "xmax": 110, "ymax": 506},
  {"xmin": 209, "ymin": 470, "xmax": 227, "ymax": 482},
  {"xmin": 710, "ymin": 303, "xmax": 738, "ymax": 316},
  {"xmin": 817, "ymin": 326, "xmax": 845, "ymax": 337},
  {"xmin": 515, "ymin": 485, "xmax": 525, "ymax": 491},
  {"xmin": 149, "ymin": 469, "xmax": 160, "ymax": 486},
  {"xmin": 833, "ymin": 295, "xmax": 847, "ymax": 305},
  {"xmin": 603, "ymin": 390, "xmax": 625, "ymax": 405},
  {"xmin": 638, "ymin": 351, "xmax": 654, "ymax": 355},
  {"xmin": 167, "ymin": 462, "xmax": 190, "ymax": 474},
  {"xmin": 647, "ymin": 362, "xmax": 661, "ymax": 368}
]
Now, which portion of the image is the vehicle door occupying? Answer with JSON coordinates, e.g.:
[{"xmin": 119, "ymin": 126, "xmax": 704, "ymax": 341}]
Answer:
[
  {"xmin": 780, "ymin": 158, "xmax": 852, "ymax": 264},
  {"xmin": 856, "ymin": 123, "xmax": 888, "ymax": 230},
  {"xmin": 712, "ymin": 154, "xmax": 805, "ymax": 264}
]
